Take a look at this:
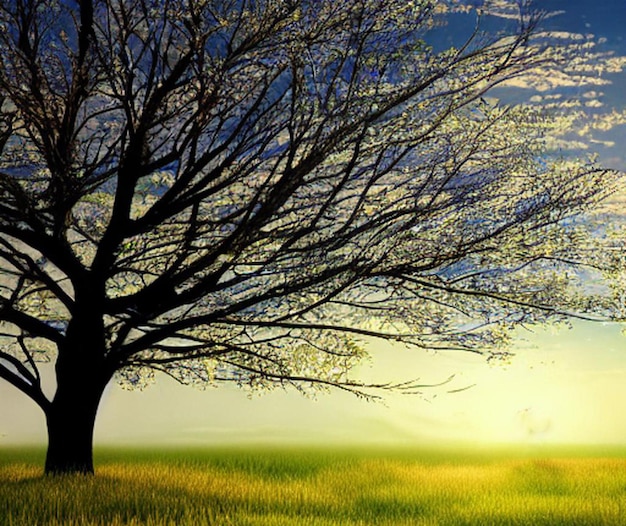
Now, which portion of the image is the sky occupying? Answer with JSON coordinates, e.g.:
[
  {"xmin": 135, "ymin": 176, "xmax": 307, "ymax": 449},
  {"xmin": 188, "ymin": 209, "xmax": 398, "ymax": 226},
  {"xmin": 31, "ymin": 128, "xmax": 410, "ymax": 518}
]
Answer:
[{"xmin": 2, "ymin": 1, "xmax": 626, "ymax": 449}]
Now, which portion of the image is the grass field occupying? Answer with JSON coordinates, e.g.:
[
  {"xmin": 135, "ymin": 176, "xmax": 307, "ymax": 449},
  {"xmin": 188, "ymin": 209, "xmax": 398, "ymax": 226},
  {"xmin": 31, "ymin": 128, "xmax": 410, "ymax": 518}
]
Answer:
[{"xmin": 1, "ymin": 445, "xmax": 626, "ymax": 525}]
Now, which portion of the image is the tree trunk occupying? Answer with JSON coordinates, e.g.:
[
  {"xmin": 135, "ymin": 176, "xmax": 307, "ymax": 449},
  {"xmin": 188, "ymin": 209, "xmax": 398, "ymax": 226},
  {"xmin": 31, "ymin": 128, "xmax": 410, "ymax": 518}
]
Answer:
[
  {"xmin": 44, "ymin": 302, "xmax": 111, "ymax": 475},
  {"xmin": 44, "ymin": 378, "xmax": 106, "ymax": 475}
]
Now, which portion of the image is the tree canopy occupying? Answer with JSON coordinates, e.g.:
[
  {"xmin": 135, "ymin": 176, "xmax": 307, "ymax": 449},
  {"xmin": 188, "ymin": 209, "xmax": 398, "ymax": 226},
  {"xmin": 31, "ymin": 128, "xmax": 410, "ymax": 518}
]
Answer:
[{"xmin": 0, "ymin": 0, "xmax": 616, "ymax": 473}]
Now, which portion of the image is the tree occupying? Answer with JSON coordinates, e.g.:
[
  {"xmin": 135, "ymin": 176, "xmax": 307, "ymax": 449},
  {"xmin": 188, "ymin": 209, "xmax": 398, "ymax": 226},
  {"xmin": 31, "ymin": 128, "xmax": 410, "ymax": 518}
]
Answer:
[{"xmin": 0, "ymin": 0, "xmax": 613, "ymax": 474}]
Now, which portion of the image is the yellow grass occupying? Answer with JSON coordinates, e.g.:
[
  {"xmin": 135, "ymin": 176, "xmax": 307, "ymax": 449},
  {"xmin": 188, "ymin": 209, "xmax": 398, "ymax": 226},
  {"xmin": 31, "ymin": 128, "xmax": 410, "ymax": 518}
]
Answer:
[{"xmin": 1, "ymin": 446, "xmax": 625, "ymax": 525}]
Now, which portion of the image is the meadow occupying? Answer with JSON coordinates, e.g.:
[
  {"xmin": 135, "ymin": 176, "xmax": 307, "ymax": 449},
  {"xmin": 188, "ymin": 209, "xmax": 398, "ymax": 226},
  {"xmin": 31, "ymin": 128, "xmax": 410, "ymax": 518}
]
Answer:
[{"xmin": 1, "ymin": 445, "xmax": 626, "ymax": 525}]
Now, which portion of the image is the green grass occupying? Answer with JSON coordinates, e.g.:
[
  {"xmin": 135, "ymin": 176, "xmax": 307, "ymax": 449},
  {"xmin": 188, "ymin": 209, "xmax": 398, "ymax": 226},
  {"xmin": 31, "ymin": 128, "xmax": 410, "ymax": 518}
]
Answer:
[{"xmin": 1, "ymin": 445, "xmax": 626, "ymax": 525}]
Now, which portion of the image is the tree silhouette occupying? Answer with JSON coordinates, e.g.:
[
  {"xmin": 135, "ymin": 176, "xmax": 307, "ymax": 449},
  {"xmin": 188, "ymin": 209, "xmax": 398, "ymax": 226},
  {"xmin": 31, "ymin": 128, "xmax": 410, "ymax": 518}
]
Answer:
[{"xmin": 0, "ymin": 0, "xmax": 612, "ymax": 474}]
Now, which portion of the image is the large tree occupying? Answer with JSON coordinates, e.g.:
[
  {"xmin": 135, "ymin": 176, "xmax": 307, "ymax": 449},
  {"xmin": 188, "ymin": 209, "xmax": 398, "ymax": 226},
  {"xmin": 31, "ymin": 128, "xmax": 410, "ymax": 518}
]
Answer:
[{"xmin": 0, "ymin": 0, "xmax": 613, "ymax": 474}]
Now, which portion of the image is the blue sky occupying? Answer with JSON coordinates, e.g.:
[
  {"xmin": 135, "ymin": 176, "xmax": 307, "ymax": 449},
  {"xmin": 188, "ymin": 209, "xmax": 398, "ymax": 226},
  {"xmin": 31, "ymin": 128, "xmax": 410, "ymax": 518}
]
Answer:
[{"xmin": 2, "ymin": 1, "xmax": 626, "ymax": 448}]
